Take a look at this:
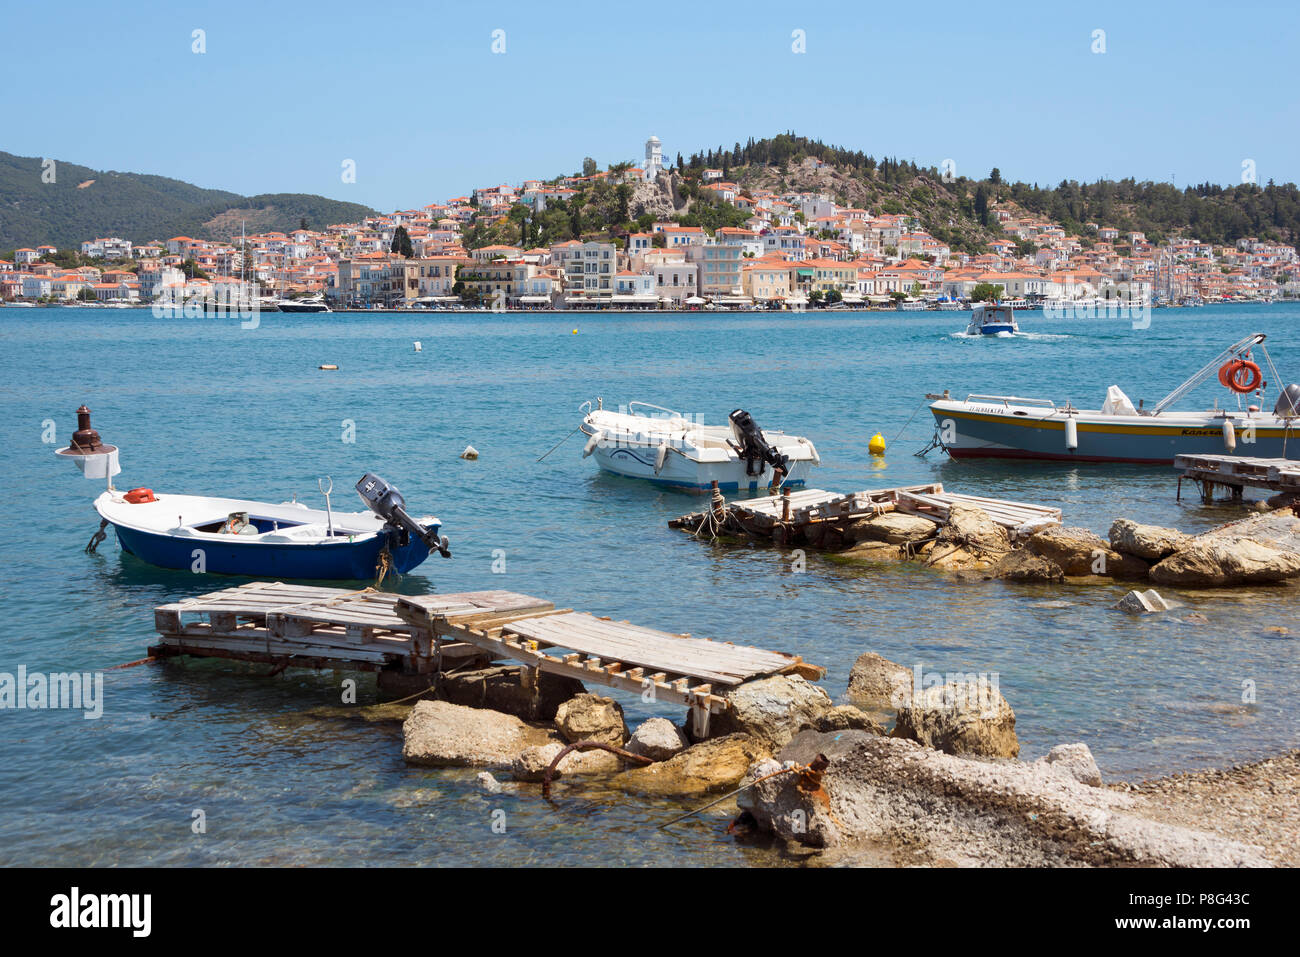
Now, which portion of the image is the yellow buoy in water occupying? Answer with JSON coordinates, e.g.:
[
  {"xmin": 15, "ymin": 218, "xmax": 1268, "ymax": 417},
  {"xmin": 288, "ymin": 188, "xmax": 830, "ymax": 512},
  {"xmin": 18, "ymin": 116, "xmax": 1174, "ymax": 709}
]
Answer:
[
  {"xmin": 572, "ymin": 329, "xmax": 578, "ymax": 335},
  {"xmin": 868, "ymin": 432, "xmax": 886, "ymax": 456}
]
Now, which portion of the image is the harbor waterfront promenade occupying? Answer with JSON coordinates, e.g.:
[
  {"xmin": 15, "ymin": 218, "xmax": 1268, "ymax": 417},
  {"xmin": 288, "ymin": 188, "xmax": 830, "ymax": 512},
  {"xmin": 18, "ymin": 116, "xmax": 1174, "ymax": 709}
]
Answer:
[{"xmin": 2, "ymin": 303, "xmax": 1298, "ymax": 866}]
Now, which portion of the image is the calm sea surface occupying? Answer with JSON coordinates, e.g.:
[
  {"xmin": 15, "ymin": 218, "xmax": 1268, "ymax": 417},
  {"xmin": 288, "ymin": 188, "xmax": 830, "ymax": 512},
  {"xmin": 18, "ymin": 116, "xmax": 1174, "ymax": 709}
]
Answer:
[{"xmin": 1, "ymin": 304, "xmax": 1297, "ymax": 865}]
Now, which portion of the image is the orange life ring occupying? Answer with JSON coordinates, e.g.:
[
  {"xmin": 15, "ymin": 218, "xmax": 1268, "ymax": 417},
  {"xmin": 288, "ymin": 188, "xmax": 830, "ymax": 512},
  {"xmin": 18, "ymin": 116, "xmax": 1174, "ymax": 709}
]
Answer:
[
  {"xmin": 1218, "ymin": 359, "xmax": 1262, "ymax": 394},
  {"xmin": 123, "ymin": 488, "xmax": 156, "ymax": 504}
]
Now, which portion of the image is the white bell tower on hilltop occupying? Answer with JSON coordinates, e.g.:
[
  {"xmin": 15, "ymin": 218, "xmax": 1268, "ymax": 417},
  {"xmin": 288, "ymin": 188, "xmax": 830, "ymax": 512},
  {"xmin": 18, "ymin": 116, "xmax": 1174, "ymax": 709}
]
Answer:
[{"xmin": 644, "ymin": 135, "xmax": 663, "ymax": 181}]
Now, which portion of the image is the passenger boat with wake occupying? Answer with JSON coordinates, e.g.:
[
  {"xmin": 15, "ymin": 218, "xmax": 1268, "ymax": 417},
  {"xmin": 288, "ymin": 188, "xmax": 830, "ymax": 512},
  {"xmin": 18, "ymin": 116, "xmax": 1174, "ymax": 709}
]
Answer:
[
  {"xmin": 963, "ymin": 302, "xmax": 1019, "ymax": 336},
  {"xmin": 579, "ymin": 400, "xmax": 820, "ymax": 492},
  {"xmin": 926, "ymin": 333, "xmax": 1300, "ymax": 464}
]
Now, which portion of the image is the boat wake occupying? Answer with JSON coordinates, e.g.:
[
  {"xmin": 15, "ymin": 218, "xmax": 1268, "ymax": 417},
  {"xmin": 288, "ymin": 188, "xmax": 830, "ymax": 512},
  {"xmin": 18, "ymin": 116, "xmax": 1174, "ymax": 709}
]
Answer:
[{"xmin": 949, "ymin": 331, "xmax": 1070, "ymax": 341}]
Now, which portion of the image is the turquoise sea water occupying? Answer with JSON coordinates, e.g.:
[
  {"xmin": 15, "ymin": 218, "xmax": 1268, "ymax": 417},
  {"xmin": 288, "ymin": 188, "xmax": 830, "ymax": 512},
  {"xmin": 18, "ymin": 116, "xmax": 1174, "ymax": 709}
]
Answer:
[{"xmin": 1, "ymin": 303, "xmax": 1297, "ymax": 866}]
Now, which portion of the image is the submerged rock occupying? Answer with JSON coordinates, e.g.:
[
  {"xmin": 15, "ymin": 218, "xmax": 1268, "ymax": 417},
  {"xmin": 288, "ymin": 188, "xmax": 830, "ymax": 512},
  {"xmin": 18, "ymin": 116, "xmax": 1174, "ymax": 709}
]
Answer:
[
  {"xmin": 402, "ymin": 700, "xmax": 560, "ymax": 767},
  {"xmin": 704, "ymin": 674, "xmax": 833, "ymax": 747},
  {"xmin": 837, "ymin": 540, "xmax": 904, "ymax": 561},
  {"xmin": 845, "ymin": 652, "xmax": 913, "ymax": 711},
  {"xmin": 625, "ymin": 717, "xmax": 688, "ymax": 762},
  {"xmin": 613, "ymin": 734, "xmax": 772, "ymax": 796},
  {"xmin": 554, "ymin": 693, "xmax": 629, "ymax": 746},
  {"xmin": 510, "ymin": 742, "xmax": 622, "ymax": 781},
  {"xmin": 1109, "ymin": 519, "xmax": 1191, "ymax": 562},
  {"xmin": 476, "ymin": 771, "xmax": 503, "ymax": 794},
  {"xmin": 892, "ymin": 679, "xmax": 1019, "ymax": 758}
]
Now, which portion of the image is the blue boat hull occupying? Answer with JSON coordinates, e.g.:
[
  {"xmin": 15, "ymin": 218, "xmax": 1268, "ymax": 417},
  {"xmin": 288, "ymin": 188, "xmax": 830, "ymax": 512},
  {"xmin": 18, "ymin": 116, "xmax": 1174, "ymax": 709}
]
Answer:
[{"xmin": 111, "ymin": 524, "xmax": 432, "ymax": 579}]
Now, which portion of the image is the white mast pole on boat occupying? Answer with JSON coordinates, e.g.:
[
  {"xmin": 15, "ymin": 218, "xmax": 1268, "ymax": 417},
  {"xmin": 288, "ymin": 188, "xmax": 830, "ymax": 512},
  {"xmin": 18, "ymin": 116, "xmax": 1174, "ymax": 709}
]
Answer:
[{"xmin": 1153, "ymin": 333, "xmax": 1266, "ymax": 414}]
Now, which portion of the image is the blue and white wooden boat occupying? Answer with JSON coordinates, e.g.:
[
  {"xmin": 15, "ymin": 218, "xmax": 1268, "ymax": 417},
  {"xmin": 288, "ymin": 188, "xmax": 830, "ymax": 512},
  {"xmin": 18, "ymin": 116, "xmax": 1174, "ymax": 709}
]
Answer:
[
  {"xmin": 964, "ymin": 302, "xmax": 1019, "ymax": 336},
  {"xmin": 90, "ymin": 484, "xmax": 443, "ymax": 579},
  {"xmin": 579, "ymin": 400, "xmax": 820, "ymax": 493},
  {"xmin": 927, "ymin": 333, "xmax": 1300, "ymax": 464},
  {"xmin": 57, "ymin": 407, "xmax": 448, "ymax": 579}
]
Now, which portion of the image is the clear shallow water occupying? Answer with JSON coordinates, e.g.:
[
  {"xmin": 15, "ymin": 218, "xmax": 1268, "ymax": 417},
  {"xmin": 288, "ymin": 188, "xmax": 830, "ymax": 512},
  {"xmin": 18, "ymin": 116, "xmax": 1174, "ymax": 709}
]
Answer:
[{"xmin": 1, "ymin": 303, "xmax": 1297, "ymax": 866}]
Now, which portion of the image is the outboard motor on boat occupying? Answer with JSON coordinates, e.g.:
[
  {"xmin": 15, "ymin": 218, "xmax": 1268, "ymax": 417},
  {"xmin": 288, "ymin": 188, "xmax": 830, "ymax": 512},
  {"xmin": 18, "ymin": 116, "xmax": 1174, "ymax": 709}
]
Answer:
[
  {"xmin": 727, "ymin": 409, "xmax": 789, "ymax": 477},
  {"xmin": 1275, "ymin": 384, "xmax": 1300, "ymax": 418},
  {"xmin": 355, "ymin": 473, "xmax": 451, "ymax": 557}
]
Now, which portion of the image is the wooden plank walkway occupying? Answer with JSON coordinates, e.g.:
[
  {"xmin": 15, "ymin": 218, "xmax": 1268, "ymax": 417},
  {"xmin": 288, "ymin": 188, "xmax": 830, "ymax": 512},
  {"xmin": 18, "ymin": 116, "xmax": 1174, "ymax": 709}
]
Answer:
[
  {"xmin": 1175, "ymin": 453, "xmax": 1300, "ymax": 497},
  {"xmin": 152, "ymin": 583, "xmax": 542, "ymax": 673},
  {"xmin": 152, "ymin": 582, "xmax": 823, "ymax": 737},
  {"xmin": 395, "ymin": 598, "xmax": 822, "ymax": 737}
]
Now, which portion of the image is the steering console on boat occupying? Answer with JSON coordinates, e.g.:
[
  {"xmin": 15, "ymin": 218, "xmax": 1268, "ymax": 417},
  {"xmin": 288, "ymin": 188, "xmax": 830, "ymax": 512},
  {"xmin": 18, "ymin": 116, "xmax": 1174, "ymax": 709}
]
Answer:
[{"xmin": 355, "ymin": 473, "xmax": 451, "ymax": 558}]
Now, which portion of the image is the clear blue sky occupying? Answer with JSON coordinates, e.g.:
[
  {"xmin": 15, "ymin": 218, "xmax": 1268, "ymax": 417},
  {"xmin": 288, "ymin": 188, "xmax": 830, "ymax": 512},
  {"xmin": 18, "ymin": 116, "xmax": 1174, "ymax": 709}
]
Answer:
[{"xmin": 3, "ymin": 0, "xmax": 1296, "ymax": 212}]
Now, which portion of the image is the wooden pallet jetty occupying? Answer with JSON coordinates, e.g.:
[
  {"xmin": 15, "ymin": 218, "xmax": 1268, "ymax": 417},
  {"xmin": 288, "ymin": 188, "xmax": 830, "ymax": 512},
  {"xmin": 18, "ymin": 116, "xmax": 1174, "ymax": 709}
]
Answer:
[
  {"xmin": 1175, "ymin": 453, "xmax": 1300, "ymax": 501},
  {"xmin": 670, "ymin": 482, "xmax": 1062, "ymax": 543},
  {"xmin": 151, "ymin": 582, "xmax": 823, "ymax": 736}
]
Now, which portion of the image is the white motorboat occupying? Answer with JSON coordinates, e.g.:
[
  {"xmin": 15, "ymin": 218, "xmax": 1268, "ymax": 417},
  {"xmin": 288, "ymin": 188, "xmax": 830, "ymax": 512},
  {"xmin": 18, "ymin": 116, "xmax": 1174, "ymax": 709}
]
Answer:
[
  {"xmin": 926, "ymin": 333, "xmax": 1300, "ymax": 464},
  {"xmin": 579, "ymin": 401, "xmax": 820, "ymax": 492},
  {"xmin": 55, "ymin": 406, "xmax": 449, "ymax": 578},
  {"xmin": 964, "ymin": 302, "xmax": 1019, "ymax": 336}
]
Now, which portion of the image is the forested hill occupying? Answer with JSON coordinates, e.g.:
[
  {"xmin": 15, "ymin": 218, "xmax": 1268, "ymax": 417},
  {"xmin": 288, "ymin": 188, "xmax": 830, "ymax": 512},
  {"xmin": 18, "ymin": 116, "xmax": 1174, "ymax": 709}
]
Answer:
[
  {"xmin": 688, "ymin": 134, "xmax": 1300, "ymax": 247},
  {"xmin": 0, "ymin": 151, "xmax": 375, "ymax": 249}
]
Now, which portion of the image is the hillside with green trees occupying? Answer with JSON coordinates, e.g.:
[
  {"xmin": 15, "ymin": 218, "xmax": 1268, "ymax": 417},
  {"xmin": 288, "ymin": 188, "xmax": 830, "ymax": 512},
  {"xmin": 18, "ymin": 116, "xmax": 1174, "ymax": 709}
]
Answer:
[
  {"xmin": 0, "ymin": 150, "xmax": 375, "ymax": 249},
  {"xmin": 694, "ymin": 134, "xmax": 1300, "ymax": 248},
  {"xmin": 469, "ymin": 132, "xmax": 1300, "ymax": 255}
]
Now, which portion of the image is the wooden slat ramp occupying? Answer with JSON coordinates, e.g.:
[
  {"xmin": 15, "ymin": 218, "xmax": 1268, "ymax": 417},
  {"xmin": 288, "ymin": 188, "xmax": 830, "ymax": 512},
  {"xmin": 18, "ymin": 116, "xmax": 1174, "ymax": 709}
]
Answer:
[
  {"xmin": 151, "ymin": 582, "xmax": 552, "ymax": 673},
  {"xmin": 395, "ymin": 597, "xmax": 823, "ymax": 737},
  {"xmin": 153, "ymin": 583, "xmax": 823, "ymax": 736},
  {"xmin": 1175, "ymin": 453, "xmax": 1300, "ymax": 499}
]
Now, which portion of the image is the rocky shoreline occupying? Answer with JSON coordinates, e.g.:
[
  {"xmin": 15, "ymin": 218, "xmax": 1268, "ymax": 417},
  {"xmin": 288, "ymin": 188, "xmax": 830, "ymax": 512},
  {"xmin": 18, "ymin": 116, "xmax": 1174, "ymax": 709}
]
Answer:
[
  {"xmin": 832, "ymin": 499, "xmax": 1300, "ymax": 591},
  {"xmin": 384, "ymin": 646, "xmax": 1292, "ymax": 867}
]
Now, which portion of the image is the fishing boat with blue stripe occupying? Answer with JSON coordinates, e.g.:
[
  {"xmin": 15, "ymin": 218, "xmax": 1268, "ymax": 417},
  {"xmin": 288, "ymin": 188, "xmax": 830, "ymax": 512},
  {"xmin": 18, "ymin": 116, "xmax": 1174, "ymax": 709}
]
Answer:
[
  {"xmin": 926, "ymin": 333, "xmax": 1300, "ymax": 464},
  {"xmin": 56, "ymin": 406, "xmax": 449, "ymax": 580},
  {"xmin": 579, "ymin": 400, "xmax": 820, "ymax": 493}
]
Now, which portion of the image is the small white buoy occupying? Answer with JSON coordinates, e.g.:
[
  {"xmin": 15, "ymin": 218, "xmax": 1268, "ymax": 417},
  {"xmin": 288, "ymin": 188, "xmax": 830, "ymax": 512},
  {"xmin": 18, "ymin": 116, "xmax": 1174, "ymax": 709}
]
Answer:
[
  {"xmin": 413, "ymin": 341, "xmax": 422, "ymax": 352},
  {"xmin": 1064, "ymin": 417, "xmax": 1078, "ymax": 450},
  {"xmin": 582, "ymin": 430, "xmax": 604, "ymax": 458},
  {"xmin": 1222, "ymin": 418, "xmax": 1236, "ymax": 451},
  {"xmin": 654, "ymin": 442, "xmax": 669, "ymax": 475},
  {"xmin": 460, "ymin": 445, "xmax": 479, "ymax": 460}
]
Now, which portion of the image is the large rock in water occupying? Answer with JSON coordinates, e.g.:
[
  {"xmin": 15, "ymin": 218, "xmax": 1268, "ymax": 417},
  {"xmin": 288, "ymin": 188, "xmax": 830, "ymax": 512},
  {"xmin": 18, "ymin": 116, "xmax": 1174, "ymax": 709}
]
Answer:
[
  {"xmin": 613, "ymin": 734, "xmax": 771, "ymax": 796},
  {"xmin": 892, "ymin": 679, "xmax": 1019, "ymax": 758},
  {"xmin": 704, "ymin": 674, "xmax": 833, "ymax": 747},
  {"xmin": 510, "ymin": 742, "xmax": 622, "ymax": 782},
  {"xmin": 625, "ymin": 717, "xmax": 688, "ymax": 761},
  {"xmin": 1027, "ymin": 525, "xmax": 1149, "ymax": 579},
  {"xmin": 845, "ymin": 652, "xmax": 913, "ymax": 711},
  {"xmin": 1109, "ymin": 519, "xmax": 1191, "ymax": 562},
  {"xmin": 962, "ymin": 547, "xmax": 1065, "ymax": 583},
  {"xmin": 402, "ymin": 700, "xmax": 560, "ymax": 767},
  {"xmin": 928, "ymin": 505, "xmax": 1009, "ymax": 570},
  {"xmin": 554, "ymin": 693, "xmax": 628, "ymax": 746},
  {"xmin": 736, "ymin": 730, "xmax": 1267, "ymax": 866},
  {"xmin": 1149, "ymin": 537, "xmax": 1300, "ymax": 586},
  {"xmin": 844, "ymin": 511, "xmax": 937, "ymax": 545},
  {"xmin": 439, "ymin": 665, "xmax": 586, "ymax": 721}
]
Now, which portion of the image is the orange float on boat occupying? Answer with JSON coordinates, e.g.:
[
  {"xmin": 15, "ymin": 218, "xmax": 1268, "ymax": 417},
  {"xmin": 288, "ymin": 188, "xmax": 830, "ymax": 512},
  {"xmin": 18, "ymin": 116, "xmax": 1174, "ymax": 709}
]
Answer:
[{"xmin": 1218, "ymin": 358, "xmax": 1262, "ymax": 394}]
